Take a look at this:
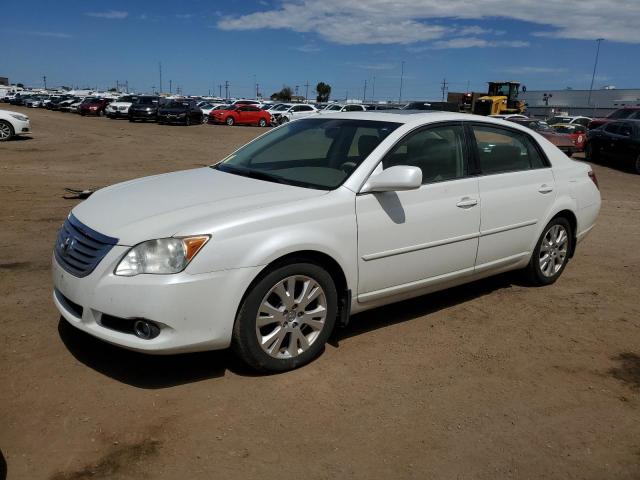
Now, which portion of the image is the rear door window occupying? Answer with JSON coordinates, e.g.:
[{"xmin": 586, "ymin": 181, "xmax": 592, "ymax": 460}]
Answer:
[{"xmin": 471, "ymin": 125, "xmax": 547, "ymax": 174}]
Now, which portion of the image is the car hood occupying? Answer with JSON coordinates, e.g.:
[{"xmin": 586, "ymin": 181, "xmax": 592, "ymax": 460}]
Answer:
[
  {"xmin": 109, "ymin": 102, "xmax": 132, "ymax": 107},
  {"xmin": 72, "ymin": 167, "xmax": 327, "ymax": 245}
]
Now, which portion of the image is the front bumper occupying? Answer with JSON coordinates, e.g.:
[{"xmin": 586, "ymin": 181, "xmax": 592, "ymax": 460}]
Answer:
[
  {"xmin": 52, "ymin": 250, "xmax": 262, "ymax": 354},
  {"xmin": 129, "ymin": 110, "xmax": 157, "ymax": 120},
  {"xmin": 12, "ymin": 118, "xmax": 31, "ymax": 135}
]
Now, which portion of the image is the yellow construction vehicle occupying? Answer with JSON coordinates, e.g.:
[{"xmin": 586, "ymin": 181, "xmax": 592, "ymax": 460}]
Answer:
[{"xmin": 472, "ymin": 81, "xmax": 525, "ymax": 116}]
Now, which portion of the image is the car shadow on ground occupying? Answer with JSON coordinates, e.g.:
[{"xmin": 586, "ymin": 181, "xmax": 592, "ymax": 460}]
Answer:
[
  {"xmin": 335, "ymin": 272, "xmax": 518, "ymax": 344},
  {"xmin": 7, "ymin": 135, "xmax": 32, "ymax": 142},
  {"xmin": 58, "ymin": 272, "xmax": 520, "ymax": 388},
  {"xmin": 0, "ymin": 448, "xmax": 6, "ymax": 480}
]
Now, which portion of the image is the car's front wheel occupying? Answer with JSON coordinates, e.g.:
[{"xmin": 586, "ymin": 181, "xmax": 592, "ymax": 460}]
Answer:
[
  {"xmin": 226, "ymin": 116, "xmax": 235, "ymax": 126},
  {"xmin": 525, "ymin": 217, "xmax": 572, "ymax": 286},
  {"xmin": 0, "ymin": 120, "xmax": 14, "ymax": 141},
  {"xmin": 634, "ymin": 154, "xmax": 640, "ymax": 175},
  {"xmin": 258, "ymin": 118, "xmax": 267, "ymax": 127},
  {"xmin": 585, "ymin": 142, "xmax": 598, "ymax": 162},
  {"xmin": 233, "ymin": 262, "xmax": 338, "ymax": 372}
]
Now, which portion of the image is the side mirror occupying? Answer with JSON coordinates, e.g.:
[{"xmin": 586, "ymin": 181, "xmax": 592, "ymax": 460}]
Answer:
[{"xmin": 360, "ymin": 165, "xmax": 422, "ymax": 193}]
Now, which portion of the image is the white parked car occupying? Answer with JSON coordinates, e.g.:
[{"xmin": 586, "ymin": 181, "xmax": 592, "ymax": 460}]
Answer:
[
  {"xmin": 274, "ymin": 104, "xmax": 318, "ymax": 124},
  {"xmin": 546, "ymin": 115, "xmax": 592, "ymax": 128},
  {"xmin": 0, "ymin": 109, "xmax": 31, "ymax": 141},
  {"xmin": 105, "ymin": 95, "xmax": 138, "ymax": 119},
  {"xmin": 322, "ymin": 103, "xmax": 367, "ymax": 113},
  {"xmin": 489, "ymin": 114, "xmax": 529, "ymax": 120},
  {"xmin": 52, "ymin": 112, "xmax": 600, "ymax": 372}
]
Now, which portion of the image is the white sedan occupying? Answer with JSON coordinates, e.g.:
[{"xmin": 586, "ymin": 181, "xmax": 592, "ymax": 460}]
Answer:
[
  {"xmin": 52, "ymin": 112, "xmax": 600, "ymax": 372},
  {"xmin": 0, "ymin": 109, "xmax": 31, "ymax": 141}
]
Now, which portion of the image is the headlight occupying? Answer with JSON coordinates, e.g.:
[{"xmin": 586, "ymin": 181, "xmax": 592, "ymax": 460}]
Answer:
[
  {"xmin": 115, "ymin": 236, "xmax": 209, "ymax": 276},
  {"xmin": 10, "ymin": 114, "xmax": 28, "ymax": 121}
]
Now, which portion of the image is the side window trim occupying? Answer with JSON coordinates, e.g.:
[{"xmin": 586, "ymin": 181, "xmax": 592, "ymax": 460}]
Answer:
[{"xmin": 464, "ymin": 121, "xmax": 552, "ymax": 176}]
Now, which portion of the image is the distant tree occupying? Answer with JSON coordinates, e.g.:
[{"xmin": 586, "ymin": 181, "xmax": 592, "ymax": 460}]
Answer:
[
  {"xmin": 108, "ymin": 87, "xmax": 118, "ymax": 92},
  {"xmin": 60, "ymin": 86, "xmax": 71, "ymax": 91},
  {"xmin": 16, "ymin": 83, "xmax": 24, "ymax": 88},
  {"xmin": 316, "ymin": 82, "xmax": 331, "ymax": 102},
  {"xmin": 271, "ymin": 86, "xmax": 293, "ymax": 102}
]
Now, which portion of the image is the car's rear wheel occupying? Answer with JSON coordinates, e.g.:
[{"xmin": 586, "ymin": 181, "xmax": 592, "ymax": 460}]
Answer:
[
  {"xmin": 185, "ymin": 116, "xmax": 191, "ymax": 126},
  {"xmin": 525, "ymin": 217, "xmax": 572, "ymax": 286},
  {"xmin": 0, "ymin": 120, "xmax": 14, "ymax": 141},
  {"xmin": 585, "ymin": 142, "xmax": 598, "ymax": 162},
  {"xmin": 226, "ymin": 116, "xmax": 234, "ymax": 126},
  {"xmin": 233, "ymin": 262, "xmax": 338, "ymax": 372},
  {"xmin": 634, "ymin": 155, "xmax": 640, "ymax": 175},
  {"xmin": 258, "ymin": 118, "xmax": 267, "ymax": 127}
]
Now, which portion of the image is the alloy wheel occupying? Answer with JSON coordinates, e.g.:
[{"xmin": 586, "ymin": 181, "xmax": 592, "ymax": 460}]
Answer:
[
  {"xmin": 255, "ymin": 275, "xmax": 328, "ymax": 359},
  {"xmin": 539, "ymin": 224, "xmax": 569, "ymax": 277},
  {"xmin": 0, "ymin": 122, "xmax": 11, "ymax": 140}
]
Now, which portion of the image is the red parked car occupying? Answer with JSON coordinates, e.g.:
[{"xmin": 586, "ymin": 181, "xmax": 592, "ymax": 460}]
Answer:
[
  {"xmin": 550, "ymin": 123, "xmax": 587, "ymax": 152},
  {"xmin": 588, "ymin": 107, "xmax": 640, "ymax": 130},
  {"xmin": 209, "ymin": 105, "xmax": 271, "ymax": 126},
  {"xmin": 79, "ymin": 98, "xmax": 113, "ymax": 116}
]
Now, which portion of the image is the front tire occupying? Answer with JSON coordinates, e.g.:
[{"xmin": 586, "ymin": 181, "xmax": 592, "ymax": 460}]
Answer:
[
  {"xmin": 634, "ymin": 155, "xmax": 640, "ymax": 175},
  {"xmin": 585, "ymin": 142, "xmax": 598, "ymax": 162},
  {"xmin": 232, "ymin": 262, "xmax": 338, "ymax": 372},
  {"xmin": 524, "ymin": 217, "xmax": 572, "ymax": 286},
  {"xmin": 0, "ymin": 120, "xmax": 14, "ymax": 141},
  {"xmin": 258, "ymin": 118, "xmax": 267, "ymax": 127},
  {"xmin": 226, "ymin": 116, "xmax": 235, "ymax": 126}
]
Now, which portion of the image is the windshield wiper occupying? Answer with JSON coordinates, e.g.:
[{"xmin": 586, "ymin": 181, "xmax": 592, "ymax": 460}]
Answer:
[{"xmin": 214, "ymin": 164, "xmax": 289, "ymax": 185}]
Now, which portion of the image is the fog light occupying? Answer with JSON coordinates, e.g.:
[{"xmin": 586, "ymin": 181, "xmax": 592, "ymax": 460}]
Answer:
[{"xmin": 133, "ymin": 319, "xmax": 160, "ymax": 340}]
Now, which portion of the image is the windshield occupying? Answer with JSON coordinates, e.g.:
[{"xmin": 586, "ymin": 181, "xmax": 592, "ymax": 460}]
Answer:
[
  {"xmin": 547, "ymin": 116, "xmax": 571, "ymax": 125},
  {"xmin": 136, "ymin": 97, "xmax": 158, "ymax": 105},
  {"xmin": 215, "ymin": 118, "xmax": 400, "ymax": 190},
  {"xmin": 164, "ymin": 100, "xmax": 190, "ymax": 108},
  {"xmin": 326, "ymin": 105, "xmax": 342, "ymax": 111},
  {"xmin": 273, "ymin": 104, "xmax": 289, "ymax": 111},
  {"xmin": 609, "ymin": 109, "xmax": 635, "ymax": 119}
]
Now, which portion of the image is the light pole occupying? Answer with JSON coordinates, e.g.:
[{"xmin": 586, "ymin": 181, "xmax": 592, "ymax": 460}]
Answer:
[
  {"xmin": 399, "ymin": 61, "xmax": 405, "ymax": 104},
  {"xmin": 587, "ymin": 38, "xmax": 604, "ymax": 106}
]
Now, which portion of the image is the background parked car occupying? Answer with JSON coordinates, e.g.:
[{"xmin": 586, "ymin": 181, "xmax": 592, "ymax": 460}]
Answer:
[
  {"xmin": 209, "ymin": 105, "xmax": 271, "ymax": 126},
  {"xmin": 79, "ymin": 98, "xmax": 112, "ymax": 116},
  {"xmin": 546, "ymin": 115, "xmax": 592, "ymax": 127},
  {"xmin": 157, "ymin": 99, "xmax": 203, "ymax": 125},
  {"xmin": 588, "ymin": 107, "xmax": 640, "ymax": 130},
  {"xmin": 275, "ymin": 104, "xmax": 318, "ymax": 124},
  {"xmin": 551, "ymin": 123, "xmax": 587, "ymax": 152},
  {"xmin": 105, "ymin": 95, "xmax": 138, "ymax": 119},
  {"xmin": 322, "ymin": 103, "xmax": 366, "ymax": 113},
  {"xmin": 58, "ymin": 97, "xmax": 81, "ymax": 112},
  {"xmin": 586, "ymin": 120, "xmax": 640, "ymax": 174},
  {"xmin": 0, "ymin": 110, "xmax": 31, "ymax": 141},
  {"xmin": 508, "ymin": 118, "xmax": 577, "ymax": 155},
  {"xmin": 128, "ymin": 96, "xmax": 160, "ymax": 122}
]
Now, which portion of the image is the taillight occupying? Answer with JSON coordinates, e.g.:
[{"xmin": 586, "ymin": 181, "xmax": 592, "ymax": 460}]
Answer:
[{"xmin": 588, "ymin": 170, "xmax": 599, "ymax": 190}]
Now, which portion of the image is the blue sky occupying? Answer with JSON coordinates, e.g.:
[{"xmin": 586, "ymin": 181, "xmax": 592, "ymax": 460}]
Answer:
[{"xmin": 2, "ymin": 0, "xmax": 639, "ymax": 100}]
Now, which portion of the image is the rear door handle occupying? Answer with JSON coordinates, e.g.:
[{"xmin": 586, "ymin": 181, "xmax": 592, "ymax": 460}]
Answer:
[
  {"xmin": 538, "ymin": 184, "xmax": 554, "ymax": 194},
  {"xmin": 456, "ymin": 197, "xmax": 478, "ymax": 208}
]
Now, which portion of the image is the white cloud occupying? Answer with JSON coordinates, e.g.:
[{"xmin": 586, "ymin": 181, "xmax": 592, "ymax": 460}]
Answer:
[
  {"xmin": 217, "ymin": 0, "xmax": 640, "ymax": 44},
  {"xmin": 85, "ymin": 10, "xmax": 128, "ymax": 19},
  {"xmin": 351, "ymin": 62, "xmax": 396, "ymax": 70},
  {"xmin": 431, "ymin": 38, "xmax": 529, "ymax": 49},
  {"xmin": 503, "ymin": 66, "xmax": 569, "ymax": 74},
  {"xmin": 292, "ymin": 44, "xmax": 322, "ymax": 52},
  {"xmin": 15, "ymin": 30, "xmax": 72, "ymax": 39}
]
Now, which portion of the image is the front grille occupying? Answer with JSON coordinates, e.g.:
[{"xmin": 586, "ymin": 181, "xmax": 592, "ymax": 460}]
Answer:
[
  {"xmin": 54, "ymin": 215, "xmax": 118, "ymax": 278},
  {"xmin": 54, "ymin": 288, "xmax": 84, "ymax": 318}
]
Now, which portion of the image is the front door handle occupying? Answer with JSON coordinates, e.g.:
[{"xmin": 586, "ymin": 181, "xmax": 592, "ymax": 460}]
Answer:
[
  {"xmin": 538, "ymin": 184, "xmax": 554, "ymax": 194},
  {"xmin": 456, "ymin": 197, "xmax": 478, "ymax": 208}
]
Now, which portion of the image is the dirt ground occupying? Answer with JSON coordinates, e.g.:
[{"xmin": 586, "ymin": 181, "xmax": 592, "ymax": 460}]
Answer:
[{"xmin": 0, "ymin": 105, "xmax": 639, "ymax": 480}]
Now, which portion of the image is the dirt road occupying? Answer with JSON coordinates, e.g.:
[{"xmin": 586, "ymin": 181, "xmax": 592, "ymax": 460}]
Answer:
[{"xmin": 1, "ymin": 105, "xmax": 639, "ymax": 480}]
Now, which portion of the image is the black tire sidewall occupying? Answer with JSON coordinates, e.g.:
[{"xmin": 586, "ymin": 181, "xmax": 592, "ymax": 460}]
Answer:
[
  {"xmin": 233, "ymin": 262, "xmax": 338, "ymax": 372},
  {"xmin": 259, "ymin": 118, "xmax": 266, "ymax": 127},
  {"xmin": 527, "ymin": 217, "xmax": 572, "ymax": 286},
  {"xmin": 226, "ymin": 117, "xmax": 234, "ymax": 126}
]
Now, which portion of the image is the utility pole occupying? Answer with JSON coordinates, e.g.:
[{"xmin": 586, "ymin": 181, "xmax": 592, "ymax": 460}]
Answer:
[
  {"xmin": 43, "ymin": 75, "xmax": 47, "ymax": 90},
  {"xmin": 256, "ymin": 82, "xmax": 260, "ymax": 99},
  {"xmin": 218, "ymin": 84, "xmax": 222, "ymax": 98},
  {"xmin": 304, "ymin": 81, "xmax": 310, "ymax": 101},
  {"xmin": 399, "ymin": 60, "xmax": 405, "ymax": 104},
  {"xmin": 125, "ymin": 80, "xmax": 129, "ymax": 93},
  {"xmin": 441, "ymin": 78, "xmax": 448, "ymax": 101},
  {"xmin": 363, "ymin": 79, "xmax": 367, "ymax": 103},
  {"xmin": 295, "ymin": 85, "xmax": 299, "ymax": 96},
  {"xmin": 372, "ymin": 76, "xmax": 376, "ymax": 102},
  {"xmin": 466, "ymin": 80, "xmax": 470, "ymax": 93},
  {"xmin": 224, "ymin": 80, "xmax": 229, "ymax": 100},
  {"xmin": 169, "ymin": 80, "xmax": 172, "ymax": 94},
  {"xmin": 588, "ymin": 38, "xmax": 604, "ymax": 106},
  {"xmin": 158, "ymin": 62, "xmax": 163, "ymax": 93}
]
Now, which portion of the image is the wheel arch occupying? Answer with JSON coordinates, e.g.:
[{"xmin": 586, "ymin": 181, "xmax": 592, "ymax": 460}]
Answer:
[
  {"xmin": 550, "ymin": 208, "xmax": 578, "ymax": 257},
  {"xmin": 235, "ymin": 249, "xmax": 350, "ymax": 329}
]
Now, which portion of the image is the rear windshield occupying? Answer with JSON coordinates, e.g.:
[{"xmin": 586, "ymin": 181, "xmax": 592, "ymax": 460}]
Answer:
[{"xmin": 136, "ymin": 97, "xmax": 158, "ymax": 105}]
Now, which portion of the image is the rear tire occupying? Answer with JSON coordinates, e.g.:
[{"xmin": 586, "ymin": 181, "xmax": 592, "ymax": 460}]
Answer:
[
  {"xmin": 585, "ymin": 142, "xmax": 598, "ymax": 162},
  {"xmin": 0, "ymin": 120, "xmax": 14, "ymax": 141},
  {"xmin": 232, "ymin": 262, "xmax": 338, "ymax": 372},
  {"xmin": 524, "ymin": 217, "xmax": 572, "ymax": 286},
  {"xmin": 634, "ymin": 155, "xmax": 640, "ymax": 175}
]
